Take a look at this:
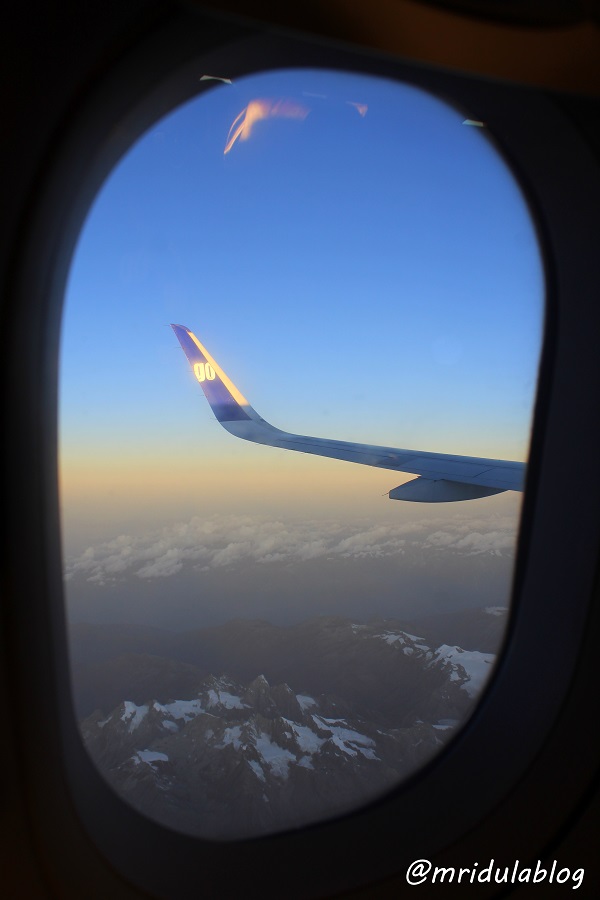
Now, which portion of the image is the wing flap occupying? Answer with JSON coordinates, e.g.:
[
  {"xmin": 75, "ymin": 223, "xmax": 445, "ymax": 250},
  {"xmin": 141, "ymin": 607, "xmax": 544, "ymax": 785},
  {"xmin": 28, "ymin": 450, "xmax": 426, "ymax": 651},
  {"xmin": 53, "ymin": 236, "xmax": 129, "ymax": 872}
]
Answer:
[{"xmin": 389, "ymin": 478, "xmax": 505, "ymax": 503}]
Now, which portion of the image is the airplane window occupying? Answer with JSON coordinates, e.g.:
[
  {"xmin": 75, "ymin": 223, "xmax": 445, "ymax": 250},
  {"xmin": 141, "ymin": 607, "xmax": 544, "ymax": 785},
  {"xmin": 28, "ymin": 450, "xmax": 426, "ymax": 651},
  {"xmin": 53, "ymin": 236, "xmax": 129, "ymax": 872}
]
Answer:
[{"xmin": 60, "ymin": 67, "xmax": 543, "ymax": 840}]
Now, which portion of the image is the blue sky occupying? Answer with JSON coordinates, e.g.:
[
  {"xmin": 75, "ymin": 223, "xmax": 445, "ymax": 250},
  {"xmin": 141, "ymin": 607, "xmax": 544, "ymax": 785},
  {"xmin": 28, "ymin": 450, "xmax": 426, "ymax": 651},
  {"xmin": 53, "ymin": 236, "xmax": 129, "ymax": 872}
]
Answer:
[{"xmin": 59, "ymin": 67, "xmax": 543, "ymax": 622}]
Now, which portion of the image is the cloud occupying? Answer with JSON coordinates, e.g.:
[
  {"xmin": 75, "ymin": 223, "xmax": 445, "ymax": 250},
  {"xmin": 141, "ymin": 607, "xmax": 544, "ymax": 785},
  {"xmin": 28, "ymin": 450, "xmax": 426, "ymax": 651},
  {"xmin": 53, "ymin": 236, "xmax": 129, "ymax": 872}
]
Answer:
[
  {"xmin": 65, "ymin": 511, "xmax": 518, "ymax": 585},
  {"xmin": 423, "ymin": 531, "xmax": 456, "ymax": 547},
  {"xmin": 331, "ymin": 526, "xmax": 405, "ymax": 559},
  {"xmin": 452, "ymin": 531, "xmax": 515, "ymax": 556},
  {"xmin": 423, "ymin": 515, "xmax": 519, "ymax": 556}
]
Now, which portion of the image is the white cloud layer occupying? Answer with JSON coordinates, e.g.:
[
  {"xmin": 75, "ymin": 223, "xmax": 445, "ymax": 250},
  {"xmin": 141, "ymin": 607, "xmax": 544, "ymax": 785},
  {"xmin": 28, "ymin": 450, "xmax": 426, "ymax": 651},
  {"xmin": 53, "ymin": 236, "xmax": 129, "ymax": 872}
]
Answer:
[{"xmin": 65, "ymin": 511, "xmax": 518, "ymax": 586}]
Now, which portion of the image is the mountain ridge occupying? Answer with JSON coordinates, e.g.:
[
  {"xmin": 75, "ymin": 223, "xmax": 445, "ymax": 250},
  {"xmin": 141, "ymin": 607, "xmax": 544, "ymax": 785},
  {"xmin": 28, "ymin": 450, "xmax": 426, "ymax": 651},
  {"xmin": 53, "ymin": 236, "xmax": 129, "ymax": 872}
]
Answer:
[{"xmin": 77, "ymin": 611, "xmax": 504, "ymax": 839}]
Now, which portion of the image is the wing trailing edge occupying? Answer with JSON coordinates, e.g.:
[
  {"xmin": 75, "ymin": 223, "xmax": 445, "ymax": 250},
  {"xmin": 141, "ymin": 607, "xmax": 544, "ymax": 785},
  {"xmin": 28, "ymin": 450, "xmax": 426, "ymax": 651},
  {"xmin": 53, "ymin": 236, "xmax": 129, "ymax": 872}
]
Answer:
[{"xmin": 171, "ymin": 324, "xmax": 525, "ymax": 502}]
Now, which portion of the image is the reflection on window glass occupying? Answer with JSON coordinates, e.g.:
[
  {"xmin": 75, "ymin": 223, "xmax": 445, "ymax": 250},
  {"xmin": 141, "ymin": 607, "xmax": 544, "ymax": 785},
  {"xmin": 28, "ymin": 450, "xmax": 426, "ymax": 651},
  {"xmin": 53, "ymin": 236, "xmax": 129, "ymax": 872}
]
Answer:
[{"xmin": 61, "ymin": 67, "xmax": 543, "ymax": 839}]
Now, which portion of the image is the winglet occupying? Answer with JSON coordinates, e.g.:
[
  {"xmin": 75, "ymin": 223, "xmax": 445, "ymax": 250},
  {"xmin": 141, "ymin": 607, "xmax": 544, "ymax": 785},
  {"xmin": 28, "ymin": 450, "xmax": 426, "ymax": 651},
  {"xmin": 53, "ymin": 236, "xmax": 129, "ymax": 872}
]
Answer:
[{"xmin": 170, "ymin": 324, "xmax": 252, "ymax": 422}]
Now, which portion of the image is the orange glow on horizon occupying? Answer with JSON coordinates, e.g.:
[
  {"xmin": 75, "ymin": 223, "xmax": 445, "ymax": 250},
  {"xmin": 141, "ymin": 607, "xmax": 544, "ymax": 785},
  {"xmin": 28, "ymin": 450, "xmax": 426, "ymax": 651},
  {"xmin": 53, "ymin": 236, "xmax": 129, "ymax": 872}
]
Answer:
[
  {"xmin": 59, "ymin": 449, "xmax": 404, "ymax": 515},
  {"xmin": 224, "ymin": 98, "xmax": 310, "ymax": 154}
]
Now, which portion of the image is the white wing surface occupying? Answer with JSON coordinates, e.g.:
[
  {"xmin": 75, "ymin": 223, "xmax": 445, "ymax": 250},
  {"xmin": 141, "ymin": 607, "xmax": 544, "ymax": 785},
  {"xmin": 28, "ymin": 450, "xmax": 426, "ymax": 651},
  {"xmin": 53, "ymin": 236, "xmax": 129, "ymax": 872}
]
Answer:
[{"xmin": 171, "ymin": 324, "xmax": 525, "ymax": 502}]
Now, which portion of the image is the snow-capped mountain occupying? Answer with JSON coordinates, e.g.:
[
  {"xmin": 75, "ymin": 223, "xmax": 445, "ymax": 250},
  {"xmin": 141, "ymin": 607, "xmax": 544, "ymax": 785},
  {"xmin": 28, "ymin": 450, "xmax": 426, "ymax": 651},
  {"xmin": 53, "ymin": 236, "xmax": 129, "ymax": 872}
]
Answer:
[{"xmin": 79, "ymin": 615, "xmax": 501, "ymax": 839}]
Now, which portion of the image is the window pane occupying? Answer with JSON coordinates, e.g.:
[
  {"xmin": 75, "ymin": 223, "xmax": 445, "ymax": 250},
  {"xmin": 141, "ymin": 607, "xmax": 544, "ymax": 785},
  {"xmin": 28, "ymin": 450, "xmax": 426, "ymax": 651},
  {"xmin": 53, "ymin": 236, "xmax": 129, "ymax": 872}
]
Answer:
[{"xmin": 61, "ymin": 67, "xmax": 544, "ymax": 839}]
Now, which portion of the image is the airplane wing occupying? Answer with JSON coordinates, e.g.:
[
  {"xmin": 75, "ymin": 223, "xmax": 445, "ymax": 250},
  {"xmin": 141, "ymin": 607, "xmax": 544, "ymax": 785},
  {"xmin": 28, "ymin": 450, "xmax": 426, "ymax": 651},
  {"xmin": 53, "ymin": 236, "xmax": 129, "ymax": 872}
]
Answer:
[{"xmin": 171, "ymin": 324, "xmax": 526, "ymax": 502}]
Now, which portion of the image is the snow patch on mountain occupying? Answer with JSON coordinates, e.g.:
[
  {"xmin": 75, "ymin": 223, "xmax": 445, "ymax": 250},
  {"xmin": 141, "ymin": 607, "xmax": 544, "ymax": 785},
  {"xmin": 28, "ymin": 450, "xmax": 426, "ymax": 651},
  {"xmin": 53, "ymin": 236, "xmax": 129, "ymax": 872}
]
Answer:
[
  {"xmin": 134, "ymin": 749, "xmax": 169, "ymax": 767},
  {"xmin": 206, "ymin": 689, "xmax": 246, "ymax": 710},
  {"xmin": 220, "ymin": 726, "xmax": 243, "ymax": 750},
  {"xmin": 283, "ymin": 719, "xmax": 325, "ymax": 754},
  {"xmin": 255, "ymin": 732, "xmax": 296, "ymax": 779},
  {"xmin": 296, "ymin": 694, "xmax": 317, "ymax": 711},
  {"xmin": 153, "ymin": 699, "xmax": 203, "ymax": 722},
  {"xmin": 248, "ymin": 759, "xmax": 266, "ymax": 782},
  {"xmin": 433, "ymin": 645, "xmax": 495, "ymax": 697},
  {"xmin": 121, "ymin": 701, "xmax": 148, "ymax": 732},
  {"xmin": 312, "ymin": 716, "xmax": 377, "ymax": 759},
  {"xmin": 377, "ymin": 631, "xmax": 407, "ymax": 646}
]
